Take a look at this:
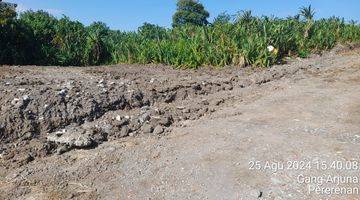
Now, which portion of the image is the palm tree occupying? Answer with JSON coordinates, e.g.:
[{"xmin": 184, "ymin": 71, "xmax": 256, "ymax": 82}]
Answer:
[
  {"xmin": 299, "ymin": 5, "xmax": 316, "ymax": 38},
  {"xmin": 299, "ymin": 5, "xmax": 315, "ymax": 22},
  {"xmin": 241, "ymin": 10, "xmax": 253, "ymax": 23},
  {"xmin": 236, "ymin": 10, "xmax": 253, "ymax": 24}
]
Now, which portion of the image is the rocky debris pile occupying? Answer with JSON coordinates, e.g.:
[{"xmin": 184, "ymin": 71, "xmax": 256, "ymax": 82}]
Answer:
[
  {"xmin": 0, "ymin": 56, "xmax": 315, "ymax": 164},
  {"xmin": 0, "ymin": 77, "xmax": 150, "ymax": 143},
  {"xmin": 46, "ymin": 107, "xmax": 174, "ymax": 154},
  {"xmin": 47, "ymin": 127, "xmax": 106, "ymax": 152},
  {"xmin": 0, "ymin": 60, "xmax": 299, "ymax": 145},
  {"xmin": 99, "ymin": 106, "xmax": 173, "ymax": 138}
]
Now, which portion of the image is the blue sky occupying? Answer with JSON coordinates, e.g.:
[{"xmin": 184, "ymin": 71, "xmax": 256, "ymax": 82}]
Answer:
[{"xmin": 7, "ymin": 0, "xmax": 360, "ymax": 31}]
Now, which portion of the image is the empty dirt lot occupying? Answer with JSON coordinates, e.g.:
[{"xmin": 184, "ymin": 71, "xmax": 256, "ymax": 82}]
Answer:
[{"xmin": 0, "ymin": 46, "xmax": 360, "ymax": 199}]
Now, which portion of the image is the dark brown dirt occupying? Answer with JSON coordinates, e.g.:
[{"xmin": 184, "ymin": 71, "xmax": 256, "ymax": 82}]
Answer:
[
  {"xmin": 0, "ymin": 53, "xmax": 307, "ymax": 168},
  {"xmin": 0, "ymin": 45, "xmax": 359, "ymax": 200}
]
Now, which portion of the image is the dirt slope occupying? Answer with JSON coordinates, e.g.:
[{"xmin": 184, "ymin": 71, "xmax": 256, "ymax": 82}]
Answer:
[{"xmin": 0, "ymin": 47, "xmax": 360, "ymax": 199}]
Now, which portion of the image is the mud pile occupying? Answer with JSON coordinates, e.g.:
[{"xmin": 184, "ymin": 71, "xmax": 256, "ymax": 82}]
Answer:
[{"xmin": 0, "ymin": 55, "xmax": 321, "ymax": 168}]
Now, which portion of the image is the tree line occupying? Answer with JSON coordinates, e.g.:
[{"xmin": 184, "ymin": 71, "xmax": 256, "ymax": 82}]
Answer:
[{"xmin": 0, "ymin": 0, "xmax": 360, "ymax": 68}]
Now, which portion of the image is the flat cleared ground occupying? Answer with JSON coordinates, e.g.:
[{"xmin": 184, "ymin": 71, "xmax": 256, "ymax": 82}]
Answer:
[{"xmin": 0, "ymin": 47, "xmax": 360, "ymax": 199}]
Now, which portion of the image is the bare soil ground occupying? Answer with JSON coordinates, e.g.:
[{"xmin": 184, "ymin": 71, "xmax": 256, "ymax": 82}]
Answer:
[{"xmin": 0, "ymin": 45, "xmax": 360, "ymax": 199}]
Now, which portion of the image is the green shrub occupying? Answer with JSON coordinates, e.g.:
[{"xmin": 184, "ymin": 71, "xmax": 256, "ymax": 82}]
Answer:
[
  {"xmin": 19, "ymin": 10, "xmax": 58, "ymax": 65},
  {"xmin": 52, "ymin": 17, "xmax": 87, "ymax": 66},
  {"xmin": 85, "ymin": 22, "xmax": 111, "ymax": 65},
  {"xmin": 0, "ymin": 7, "xmax": 34, "ymax": 65},
  {"xmin": 1, "ymin": 5, "xmax": 360, "ymax": 68}
]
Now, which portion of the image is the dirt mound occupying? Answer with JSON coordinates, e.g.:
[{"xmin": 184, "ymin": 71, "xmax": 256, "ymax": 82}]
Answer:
[
  {"xmin": 0, "ymin": 46, "xmax": 360, "ymax": 199},
  {"xmin": 0, "ymin": 45, "xmax": 357, "ymax": 169}
]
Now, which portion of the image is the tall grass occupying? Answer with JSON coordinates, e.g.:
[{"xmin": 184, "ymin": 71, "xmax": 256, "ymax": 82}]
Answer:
[
  {"xmin": 108, "ymin": 15, "xmax": 360, "ymax": 68},
  {"xmin": 1, "ymin": 9, "xmax": 360, "ymax": 68}
]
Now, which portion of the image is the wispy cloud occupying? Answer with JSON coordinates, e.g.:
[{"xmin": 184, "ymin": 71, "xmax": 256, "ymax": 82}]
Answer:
[
  {"xmin": 14, "ymin": 3, "xmax": 64, "ymax": 17},
  {"xmin": 43, "ymin": 8, "xmax": 64, "ymax": 16},
  {"xmin": 15, "ymin": 3, "xmax": 28, "ymax": 13}
]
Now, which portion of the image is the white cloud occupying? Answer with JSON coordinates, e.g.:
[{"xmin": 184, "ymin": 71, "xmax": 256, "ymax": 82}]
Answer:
[
  {"xmin": 15, "ymin": 3, "xmax": 28, "ymax": 13},
  {"xmin": 12, "ymin": 2, "xmax": 64, "ymax": 17},
  {"xmin": 43, "ymin": 8, "xmax": 64, "ymax": 16}
]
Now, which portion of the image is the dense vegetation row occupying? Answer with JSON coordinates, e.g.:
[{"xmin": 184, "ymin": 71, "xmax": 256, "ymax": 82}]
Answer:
[{"xmin": 1, "ymin": 1, "xmax": 360, "ymax": 68}]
